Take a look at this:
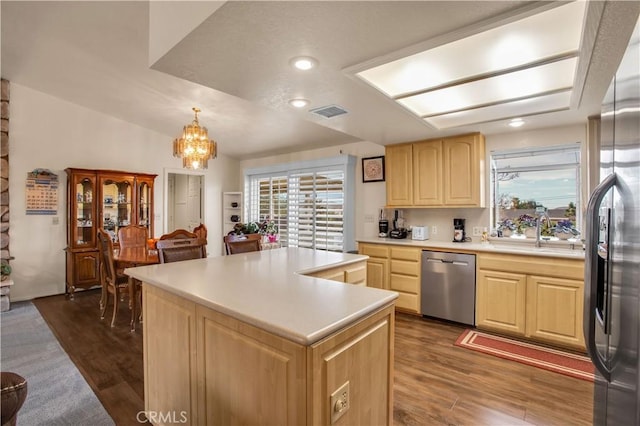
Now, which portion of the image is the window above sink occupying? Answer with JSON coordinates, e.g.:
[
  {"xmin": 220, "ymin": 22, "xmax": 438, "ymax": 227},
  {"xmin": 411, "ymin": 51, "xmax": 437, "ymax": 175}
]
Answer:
[{"xmin": 490, "ymin": 143, "xmax": 582, "ymax": 240}]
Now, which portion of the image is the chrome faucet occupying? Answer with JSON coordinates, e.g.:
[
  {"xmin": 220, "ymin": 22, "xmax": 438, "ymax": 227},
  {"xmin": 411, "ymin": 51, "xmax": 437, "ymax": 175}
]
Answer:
[{"xmin": 535, "ymin": 208, "xmax": 551, "ymax": 248}]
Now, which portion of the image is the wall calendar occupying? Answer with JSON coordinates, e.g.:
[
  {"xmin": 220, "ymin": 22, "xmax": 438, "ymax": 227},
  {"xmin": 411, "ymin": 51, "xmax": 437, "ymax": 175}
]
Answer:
[{"xmin": 26, "ymin": 169, "xmax": 58, "ymax": 215}]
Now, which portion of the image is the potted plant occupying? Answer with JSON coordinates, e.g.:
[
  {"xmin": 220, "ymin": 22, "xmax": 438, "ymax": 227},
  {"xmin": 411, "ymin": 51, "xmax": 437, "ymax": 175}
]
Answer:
[
  {"xmin": 554, "ymin": 219, "xmax": 580, "ymax": 240},
  {"xmin": 228, "ymin": 221, "xmax": 260, "ymax": 236},
  {"xmin": 259, "ymin": 219, "xmax": 279, "ymax": 243},
  {"xmin": 516, "ymin": 214, "xmax": 538, "ymax": 238},
  {"xmin": 1, "ymin": 261, "xmax": 11, "ymax": 282},
  {"xmin": 497, "ymin": 218, "xmax": 516, "ymax": 237}
]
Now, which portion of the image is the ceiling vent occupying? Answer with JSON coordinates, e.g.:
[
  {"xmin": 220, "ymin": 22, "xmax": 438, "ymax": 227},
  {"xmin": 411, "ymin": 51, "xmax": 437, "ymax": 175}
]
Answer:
[{"xmin": 310, "ymin": 104, "xmax": 348, "ymax": 118}]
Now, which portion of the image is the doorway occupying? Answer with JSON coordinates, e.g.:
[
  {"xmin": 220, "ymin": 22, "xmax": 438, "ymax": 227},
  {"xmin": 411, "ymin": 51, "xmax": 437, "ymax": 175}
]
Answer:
[{"xmin": 164, "ymin": 169, "xmax": 204, "ymax": 234}]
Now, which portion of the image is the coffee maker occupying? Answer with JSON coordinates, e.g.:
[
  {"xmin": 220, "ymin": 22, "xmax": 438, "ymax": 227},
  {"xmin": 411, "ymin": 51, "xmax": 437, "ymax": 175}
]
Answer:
[
  {"xmin": 453, "ymin": 218, "xmax": 466, "ymax": 242},
  {"xmin": 378, "ymin": 209, "xmax": 389, "ymax": 238}
]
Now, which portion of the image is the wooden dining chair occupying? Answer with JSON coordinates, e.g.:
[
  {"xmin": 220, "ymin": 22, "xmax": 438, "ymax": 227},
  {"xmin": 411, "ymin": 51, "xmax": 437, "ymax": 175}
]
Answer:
[
  {"xmin": 158, "ymin": 229, "xmax": 197, "ymax": 240},
  {"xmin": 117, "ymin": 225, "xmax": 148, "ymax": 248},
  {"xmin": 193, "ymin": 223, "xmax": 208, "ymax": 243},
  {"xmin": 223, "ymin": 233, "xmax": 262, "ymax": 255},
  {"xmin": 97, "ymin": 229, "xmax": 138, "ymax": 328},
  {"xmin": 156, "ymin": 237, "xmax": 207, "ymax": 263}
]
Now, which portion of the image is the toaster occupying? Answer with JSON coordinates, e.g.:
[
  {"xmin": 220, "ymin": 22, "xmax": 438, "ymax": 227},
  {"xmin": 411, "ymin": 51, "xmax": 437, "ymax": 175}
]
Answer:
[{"xmin": 412, "ymin": 226, "xmax": 429, "ymax": 241}]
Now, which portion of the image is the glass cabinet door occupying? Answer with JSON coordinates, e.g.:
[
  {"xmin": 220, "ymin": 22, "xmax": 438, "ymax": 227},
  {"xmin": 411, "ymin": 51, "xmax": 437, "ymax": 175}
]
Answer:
[
  {"xmin": 73, "ymin": 175, "xmax": 96, "ymax": 247},
  {"xmin": 100, "ymin": 176, "xmax": 133, "ymax": 242},
  {"xmin": 138, "ymin": 180, "xmax": 153, "ymax": 234}
]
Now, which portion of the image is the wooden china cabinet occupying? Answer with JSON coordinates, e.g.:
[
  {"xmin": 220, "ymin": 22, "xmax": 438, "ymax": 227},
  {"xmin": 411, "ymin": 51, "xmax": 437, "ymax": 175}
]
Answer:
[{"xmin": 65, "ymin": 168, "xmax": 157, "ymax": 297}]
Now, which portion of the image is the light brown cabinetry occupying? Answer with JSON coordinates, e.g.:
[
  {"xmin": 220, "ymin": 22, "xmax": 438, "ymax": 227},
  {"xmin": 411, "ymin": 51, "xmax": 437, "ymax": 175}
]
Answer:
[
  {"xmin": 143, "ymin": 283, "xmax": 395, "ymax": 426},
  {"xmin": 442, "ymin": 135, "xmax": 484, "ymax": 206},
  {"xmin": 413, "ymin": 140, "xmax": 442, "ymax": 205},
  {"xmin": 476, "ymin": 253, "xmax": 585, "ymax": 350},
  {"xmin": 65, "ymin": 168, "xmax": 156, "ymax": 296},
  {"xmin": 526, "ymin": 275, "xmax": 584, "ymax": 347},
  {"xmin": 359, "ymin": 243, "xmax": 420, "ymax": 313},
  {"xmin": 389, "ymin": 247, "xmax": 421, "ymax": 313},
  {"xmin": 359, "ymin": 244, "xmax": 389, "ymax": 290},
  {"xmin": 305, "ymin": 260, "xmax": 367, "ymax": 285},
  {"xmin": 385, "ymin": 144, "xmax": 413, "ymax": 206},
  {"xmin": 476, "ymin": 269, "xmax": 527, "ymax": 335},
  {"xmin": 385, "ymin": 132, "xmax": 485, "ymax": 207}
]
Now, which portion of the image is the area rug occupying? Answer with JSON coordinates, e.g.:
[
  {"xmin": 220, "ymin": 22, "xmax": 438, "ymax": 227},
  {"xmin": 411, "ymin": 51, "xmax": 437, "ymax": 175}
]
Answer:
[
  {"xmin": 1, "ymin": 301, "xmax": 114, "ymax": 425},
  {"xmin": 455, "ymin": 329, "xmax": 595, "ymax": 382}
]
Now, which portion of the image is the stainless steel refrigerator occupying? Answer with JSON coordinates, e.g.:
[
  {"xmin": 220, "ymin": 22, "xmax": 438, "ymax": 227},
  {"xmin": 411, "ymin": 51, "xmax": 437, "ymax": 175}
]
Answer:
[{"xmin": 584, "ymin": 16, "xmax": 640, "ymax": 426}]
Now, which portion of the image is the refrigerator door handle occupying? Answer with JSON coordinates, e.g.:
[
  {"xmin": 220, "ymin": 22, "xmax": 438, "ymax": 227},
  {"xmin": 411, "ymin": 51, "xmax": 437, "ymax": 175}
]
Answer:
[{"xmin": 584, "ymin": 172, "xmax": 616, "ymax": 381}]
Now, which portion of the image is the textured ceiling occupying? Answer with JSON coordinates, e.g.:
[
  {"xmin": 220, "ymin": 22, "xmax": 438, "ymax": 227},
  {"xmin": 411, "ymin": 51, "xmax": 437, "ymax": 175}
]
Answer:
[{"xmin": 2, "ymin": 1, "xmax": 639, "ymax": 160}]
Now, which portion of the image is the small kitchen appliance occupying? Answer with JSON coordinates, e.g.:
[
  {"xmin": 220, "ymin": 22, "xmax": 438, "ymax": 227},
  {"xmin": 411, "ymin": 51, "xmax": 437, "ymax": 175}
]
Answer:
[
  {"xmin": 453, "ymin": 218, "xmax": 466, "ymax": 242},
  {"xmin": 378, "ymin": 209, "xmax": 389, "ymax": 238},
  {"xmin": 389, "ymin": 209, "xmax": 407, "ymax": 239},
  {"xmin": 412, "ymin": 226, "xmax": 428, "ymax": 241}
]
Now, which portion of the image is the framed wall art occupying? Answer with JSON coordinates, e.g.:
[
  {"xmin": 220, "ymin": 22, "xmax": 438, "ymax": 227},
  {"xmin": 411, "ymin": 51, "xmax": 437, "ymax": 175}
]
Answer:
[{"xmin": 362, "ymin": 156, "xmax": 385, "ymax": 183}]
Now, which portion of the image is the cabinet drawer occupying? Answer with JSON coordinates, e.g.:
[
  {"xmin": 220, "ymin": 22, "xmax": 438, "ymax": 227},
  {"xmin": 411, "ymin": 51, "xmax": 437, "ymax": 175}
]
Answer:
[
  {"xmin": 345, "ymin": 265, "xmax": 366, "ymax": 285},
  {"xmin": 390, "ymin": 259, "xmax": 420, "ymax": 277},
  {"xmin": 360, "ymin": 244, "xmax": 389, "ymax": 259},
  {"xmin": 477, "ymin": 253, "xmax": 584, "ymax": 281},
  {"xmin": 390, "ymin": 274, "xmax": 419, "ymax": 294},
  {"xmin": 390, "ymin": 247, "xmax": 421, "ymax": 262},
  {"xmin": 395, "ymin": 292, "xmax": 419, "ymax": 313}
]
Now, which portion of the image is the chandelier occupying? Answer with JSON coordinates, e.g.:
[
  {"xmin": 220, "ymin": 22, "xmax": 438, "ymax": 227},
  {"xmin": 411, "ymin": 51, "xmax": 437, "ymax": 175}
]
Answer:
[{"xmin": 173, "ymin": 107, "xmax": 217, "ymax": 170}]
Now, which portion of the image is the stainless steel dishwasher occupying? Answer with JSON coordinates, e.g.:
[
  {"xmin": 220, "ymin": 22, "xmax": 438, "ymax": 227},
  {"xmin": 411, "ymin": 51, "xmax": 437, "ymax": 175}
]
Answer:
[{"xmin": 421, "ymin": 251, "xmax": 476, "ymax": 326}]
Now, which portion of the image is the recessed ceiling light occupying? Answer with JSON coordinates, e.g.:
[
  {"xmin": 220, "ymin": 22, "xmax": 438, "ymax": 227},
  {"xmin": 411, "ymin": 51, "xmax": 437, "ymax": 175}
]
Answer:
[
  {"xmin": 289, "ymin": 98, "xmax": 310, "ymax": 108},
  {"xmin": 509, "ymin": 118, "xmax": 525, "ymax": 128},
  {"xmin": 290, "ymin": 56, "xmax": 318, "ymax": 71}
]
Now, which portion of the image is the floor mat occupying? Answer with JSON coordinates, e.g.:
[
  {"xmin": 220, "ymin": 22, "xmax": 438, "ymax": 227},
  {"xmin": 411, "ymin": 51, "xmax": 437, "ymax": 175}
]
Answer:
[
  {"xmin": 1, "ymin": 301, "xmax": 114, "ymax": 425},
  {"xmin": 455, "ymin": 329, "xmax": 595, "ymax": 382}
]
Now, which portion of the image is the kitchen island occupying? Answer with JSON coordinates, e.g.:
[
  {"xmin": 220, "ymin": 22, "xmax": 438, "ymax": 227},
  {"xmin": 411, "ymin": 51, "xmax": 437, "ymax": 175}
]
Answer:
[{"xmin": 125, "ymin": 247, "xmax": 398, "ymax": 426}]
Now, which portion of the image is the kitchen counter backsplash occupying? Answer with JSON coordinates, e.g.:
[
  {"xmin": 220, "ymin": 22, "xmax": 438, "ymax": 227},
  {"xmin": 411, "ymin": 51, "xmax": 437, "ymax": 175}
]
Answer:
[{"xmin": 396, "ymin": 207, "xmax": 489, "ymax": 243}]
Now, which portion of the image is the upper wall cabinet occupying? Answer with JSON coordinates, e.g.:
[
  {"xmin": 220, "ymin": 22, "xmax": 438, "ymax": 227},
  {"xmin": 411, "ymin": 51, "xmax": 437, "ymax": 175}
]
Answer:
[
  {"xmin": 386, "ymin": 132, "xmax": 485, "ymax": 208},
  {"xmin": 385, "ymin": 144, "xmax": 413, "ymax": 205}
]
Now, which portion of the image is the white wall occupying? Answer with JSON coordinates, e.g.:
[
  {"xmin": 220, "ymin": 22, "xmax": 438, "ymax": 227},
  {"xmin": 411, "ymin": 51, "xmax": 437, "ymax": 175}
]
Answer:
[
  {"xmin": 404, "ymin": 124, "xmax": 587, "ymax": 242},
  {"xmin": 239, "ymin": 142, "xmax": 387, "ymax": 244},
  {"xmin": 8, "ymin": 83, "xmax": 238, "ymax": 301}
]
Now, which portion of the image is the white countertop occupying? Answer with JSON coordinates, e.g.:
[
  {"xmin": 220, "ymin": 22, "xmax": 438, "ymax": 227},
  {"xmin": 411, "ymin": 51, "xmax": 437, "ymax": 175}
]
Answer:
[
  {"xmin": 124, "ymin": 247, "xmax": 398, "ymax": 345},
  {"xmin": 357, "ymin": 237, "xmax": 585, "ymax": 259}
]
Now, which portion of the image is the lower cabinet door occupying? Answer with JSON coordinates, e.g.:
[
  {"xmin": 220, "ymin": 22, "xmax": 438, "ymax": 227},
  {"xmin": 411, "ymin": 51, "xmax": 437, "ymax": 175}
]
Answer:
[
  {"xmin": 394, "ymin": 292, "xmax": 419, "ymax": 313},
  {"xmin": 526, "ymin": 275, "xmax": 585, "ymax": 349},
  {"xmin": 365, "ymin": 259, "xmax": 388, "ymax": 289},
  {"xmin": 73, "ymin": 251, "xmax": 100, "ymax": 288},
  {"xmin": 476, "ymin": 269, "xmax": 527, "ymax": 336}
]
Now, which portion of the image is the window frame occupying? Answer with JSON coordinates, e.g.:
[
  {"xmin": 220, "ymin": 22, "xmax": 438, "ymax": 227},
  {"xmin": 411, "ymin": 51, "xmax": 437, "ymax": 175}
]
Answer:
[{"xmin": 490, "ymin": 143, "xmax": 582, "ymax": 237}]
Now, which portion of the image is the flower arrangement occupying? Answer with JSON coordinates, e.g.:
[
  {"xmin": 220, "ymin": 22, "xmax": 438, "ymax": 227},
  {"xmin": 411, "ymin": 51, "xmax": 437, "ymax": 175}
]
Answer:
[
  {"xmin": 497, "ymin": 218, "xmax": 516, "ymax": 231},
  {"xmin": 229, "ymin": 220, "xmax": 279, "ymax": 239},
  {"xmin": 229, "ymin": 221, "xmax": 260, "ymax": 235},
  {"xmin": 497, "ymin": 218, "xmax": 517, "ymax": 236},
  {"xmin": 554, "ymin": 219, "xmax": 580, "ymax": 238},
  {"xmin": 516, "ymin": 214, "xmax": 537, "ymax": 231},
  {"xmin": 259, "ymin": 219, "xmax": 278, "ymax": 236}
]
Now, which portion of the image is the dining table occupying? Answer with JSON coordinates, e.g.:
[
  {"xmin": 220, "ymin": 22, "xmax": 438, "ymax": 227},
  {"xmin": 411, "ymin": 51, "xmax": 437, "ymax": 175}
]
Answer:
[{"xmin": 113, "ymin": 246, "xmax": 159, "ymax": 331}]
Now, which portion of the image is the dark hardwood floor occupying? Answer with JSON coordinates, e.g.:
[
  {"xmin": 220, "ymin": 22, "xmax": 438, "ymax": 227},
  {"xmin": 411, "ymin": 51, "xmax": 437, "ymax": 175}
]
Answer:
[
  {"xmin": 33, "ymin": 289, "xmax": 593, "ymax": 425},
  {"xmin": 33, "ymin": 289, "xmax": 146, "ymax": 426}
]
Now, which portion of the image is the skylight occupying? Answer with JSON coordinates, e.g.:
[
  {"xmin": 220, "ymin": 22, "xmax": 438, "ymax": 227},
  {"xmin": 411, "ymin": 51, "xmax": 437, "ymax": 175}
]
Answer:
[{"xmin": 355, "ymin": 1, "xmax": 587, "ymax": 129}]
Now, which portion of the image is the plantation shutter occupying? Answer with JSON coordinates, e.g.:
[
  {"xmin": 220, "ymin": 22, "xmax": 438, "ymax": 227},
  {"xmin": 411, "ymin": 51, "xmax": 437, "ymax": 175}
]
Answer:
[{"xmin": 245, "ymin": 155, "xmax": 356, "ymax": 252}]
